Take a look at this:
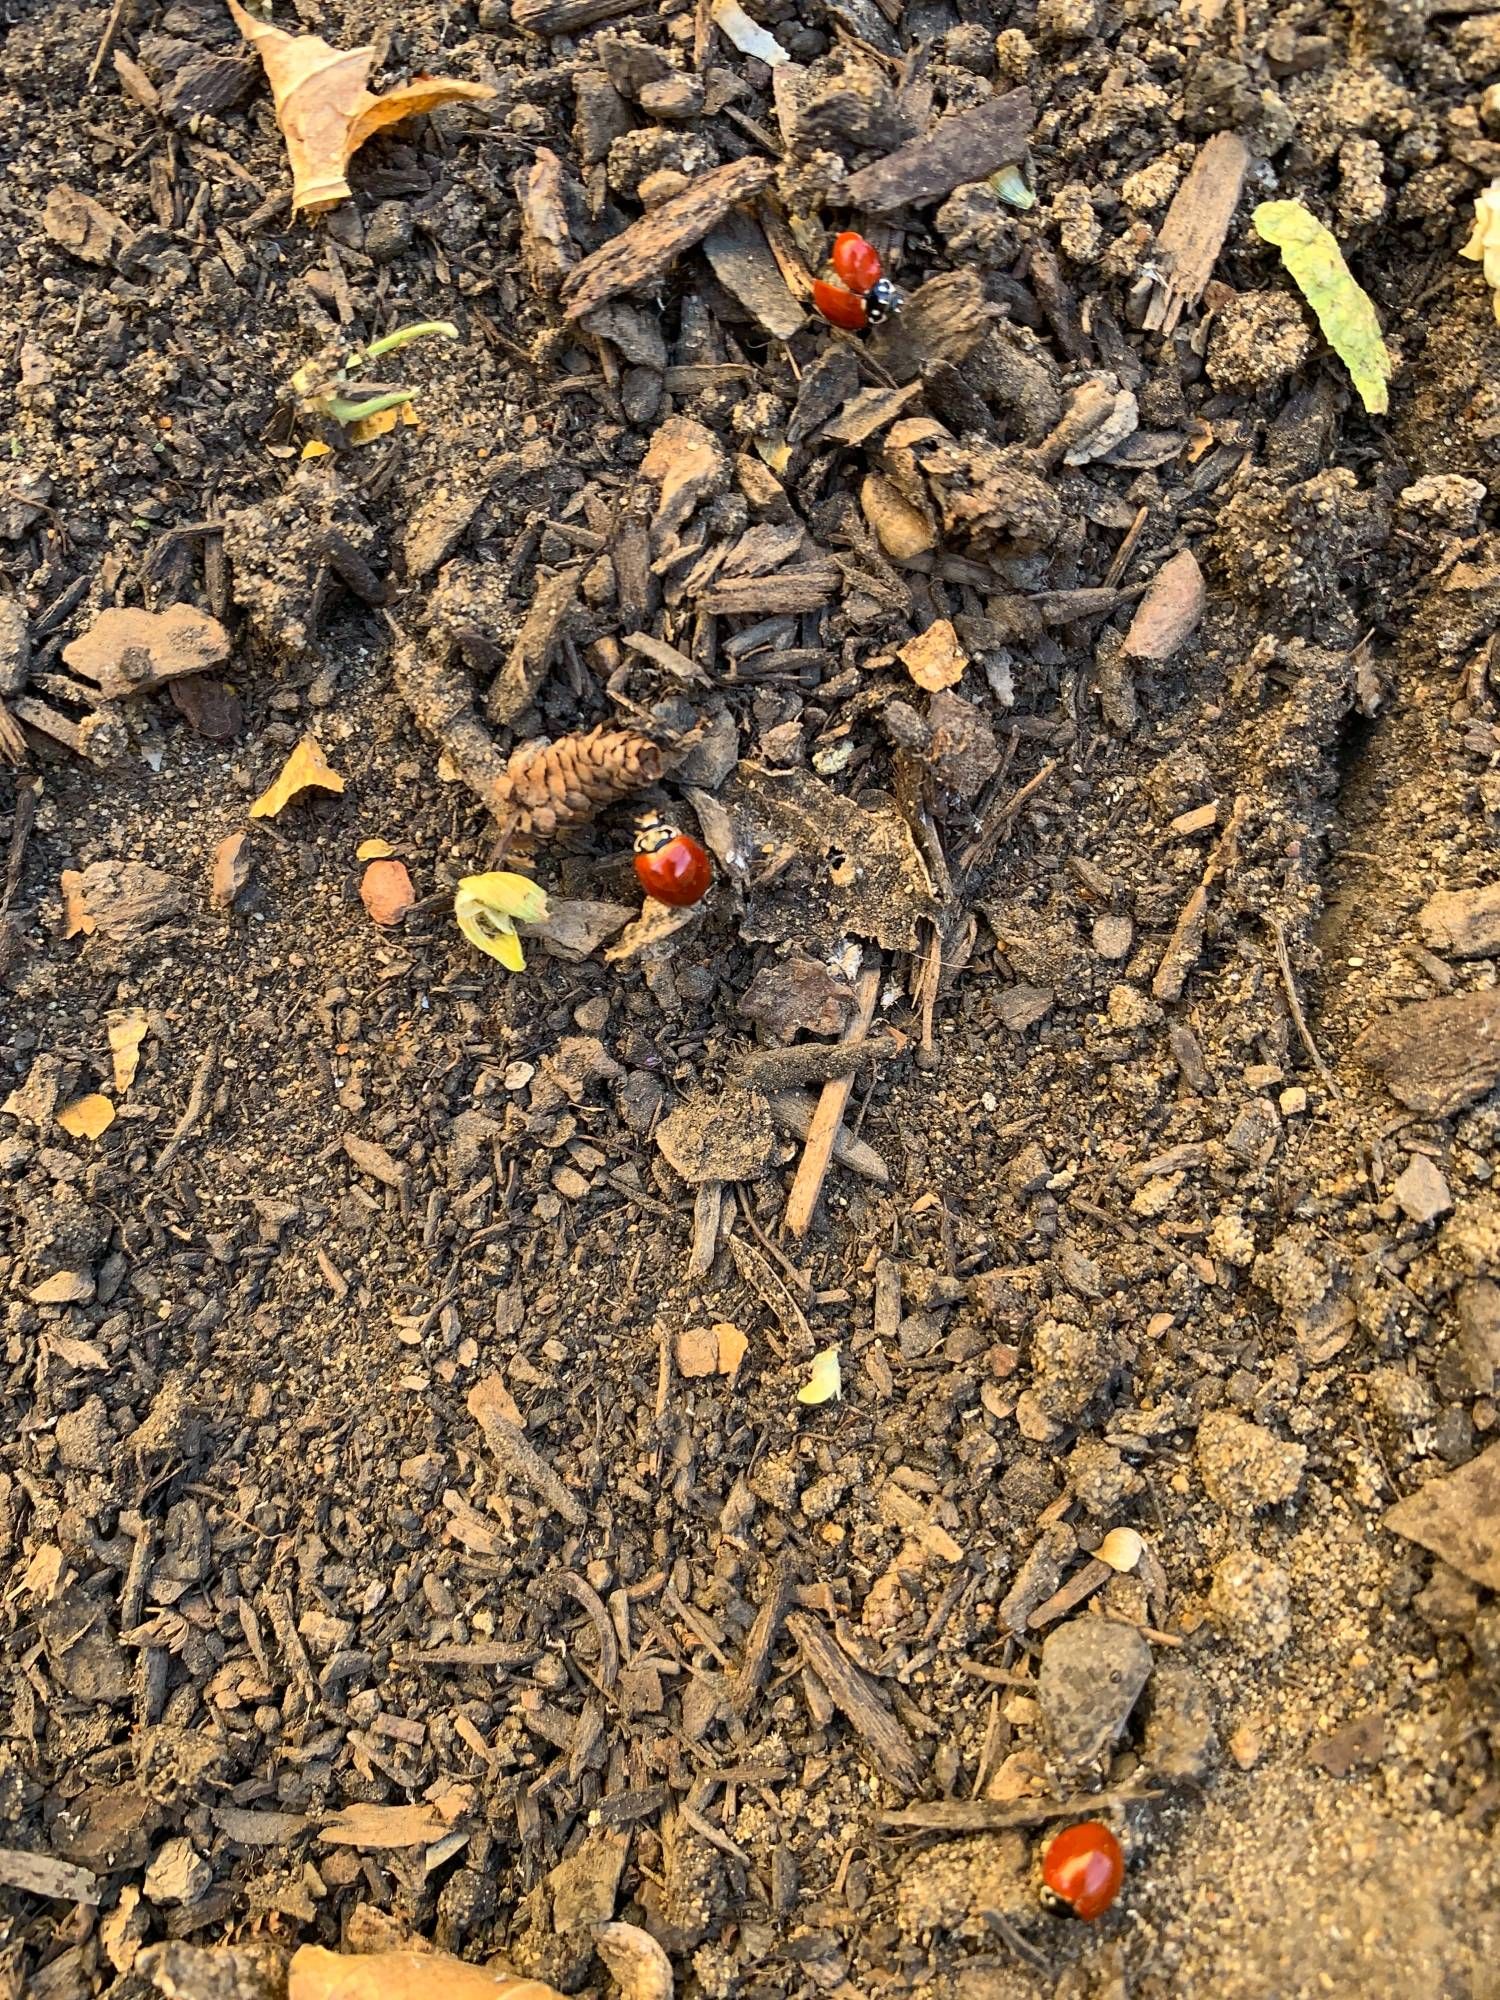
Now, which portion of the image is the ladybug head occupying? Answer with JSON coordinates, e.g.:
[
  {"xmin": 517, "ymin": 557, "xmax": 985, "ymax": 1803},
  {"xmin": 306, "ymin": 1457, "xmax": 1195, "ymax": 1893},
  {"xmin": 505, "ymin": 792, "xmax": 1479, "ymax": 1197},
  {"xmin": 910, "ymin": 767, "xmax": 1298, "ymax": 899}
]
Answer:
[
  {"xmin": 634, "ymin": 810, "xmax": 680, "ymax": 856},
  {"xmin": 864, "ymin": 278, "xmax": 904, "ymax": 324}
]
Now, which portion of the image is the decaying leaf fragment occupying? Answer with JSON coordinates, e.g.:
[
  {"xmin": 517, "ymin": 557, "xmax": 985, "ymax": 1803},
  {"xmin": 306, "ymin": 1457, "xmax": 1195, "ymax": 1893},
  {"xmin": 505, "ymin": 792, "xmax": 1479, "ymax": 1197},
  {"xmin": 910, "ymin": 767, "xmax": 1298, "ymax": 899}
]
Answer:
[
  {"xmin": 58, "ymin": 1094, "xmax": 116, "ymax": 1141},
  {"xmin": 454, "ymin": 871, "xmax": 549, "ymax": 971},
  {"xmin": 289, "ymin": 1942, "xmax": 565, "ymax": 1998},
  {"xmin": 108, "ymin": 1010, "xmax": 148, "ymax": 1093},
  {"xmin": 227, "ymin": 0, "xmax": 495, "ymax": 216},
  {"xmin": 898, "ymin": 618, "xmax": 968, "ymax": 691},
  {"xmin": 1251, "ymin": 200, "xmax": 1392, "ymax": 416},
  {"xmin": 1461, "ymin": 179, "xmax": 1500, "ymax": 324},
  {"xmin": 249, "ymin": 736, "xmax": 346, "ymax": 819}
]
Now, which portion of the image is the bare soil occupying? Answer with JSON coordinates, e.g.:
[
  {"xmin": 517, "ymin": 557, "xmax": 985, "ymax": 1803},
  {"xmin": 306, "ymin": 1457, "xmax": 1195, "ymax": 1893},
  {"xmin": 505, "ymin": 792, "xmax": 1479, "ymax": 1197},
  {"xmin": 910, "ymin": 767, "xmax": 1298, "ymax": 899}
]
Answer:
[{"xmin": 4, "ymin": 1, "xmax": 1500, "ymax": 1997}]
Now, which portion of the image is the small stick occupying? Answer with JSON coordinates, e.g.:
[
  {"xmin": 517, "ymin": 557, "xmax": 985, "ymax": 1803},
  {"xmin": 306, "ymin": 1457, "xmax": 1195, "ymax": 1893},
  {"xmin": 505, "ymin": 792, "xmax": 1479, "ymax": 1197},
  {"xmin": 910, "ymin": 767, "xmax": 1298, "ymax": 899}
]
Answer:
[
  {"xmin": 86, "ymin": 0, "xmax": 130, "ymax": 88},
  {"xmin": 1267, "ymin": 915, "xmax": 1339, "ymax": 1095},
  {"xmin": 1103, "ymin": 503, "xmax": 1149, "ymax": 589},
  {"xmin": 153, "ymin": 1049, "xmax": 216, "ymax": 1174},
  {"xmin": 468, "ymin": 1377, "xmax": 586, "ymax": 1527},
  {"xmin": 783, "ymin": 963, "xmax": 882, "ymax": 1239}
]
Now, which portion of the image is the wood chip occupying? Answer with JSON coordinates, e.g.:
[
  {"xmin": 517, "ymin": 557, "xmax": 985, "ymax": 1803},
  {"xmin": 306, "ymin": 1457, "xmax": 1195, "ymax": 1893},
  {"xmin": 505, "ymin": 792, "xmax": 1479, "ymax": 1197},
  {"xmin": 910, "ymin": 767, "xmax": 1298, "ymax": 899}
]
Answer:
[
  {"xmin": 703, "ymin": 209, "xmax": 803, "ymax": 339},
  {"xmin": 1385, "ymin": 1443, "xmax": 1500, "ymax": 1590},
  {"xmin": 696, "ymin": 561, "xmax": 841, "ymax": 615},
  {"xmin": 468, "ymin": 1376, "xmax": 587, "ymax": 1526},
  {"xmin": 0, "ymin": 1847, "xmax": 101, "ymax": 1904},
  {"xmin": 1417, "ymin": 884, "xmax": 1500, "ymax": 960},
  {"xmin": 879, "ymin": 1787, "xmax": 1156, "ymax": 1834},
  {"xmin": 514, "ymin": 0, "xmax": 645, "ymax": 28},
  {"xmin": 786, "ymin": 1611, "xmax": 923, "ymax": 1793},
  {"xmin": 62, "ymin": 605, "xmax": 231, "ymax": 699},
  {"xmin": 319, "ymin": 1803, "xmax": 448, "ymax": 1849},
  {"xmin": 1121, "ymin": 548, "xmax": 1206, "ymax": 660},
  {"xmin": 1355, "ymin": 988, "xmax": 1500, "ymax": 1117},
  {"xmin": 1141, "ymin": 132, "xmax": 1250, "ymax": 335},
  {"xmin": 561, "ymin": 156, "xmax": 775, "ymax": 319},
  {"xmin": 899, "ymin": 617, "xmax": 968, "ymax": 691},
  {"xmin": 842, "ymin": 89, "xmax": 1033, "ymax": 213}
]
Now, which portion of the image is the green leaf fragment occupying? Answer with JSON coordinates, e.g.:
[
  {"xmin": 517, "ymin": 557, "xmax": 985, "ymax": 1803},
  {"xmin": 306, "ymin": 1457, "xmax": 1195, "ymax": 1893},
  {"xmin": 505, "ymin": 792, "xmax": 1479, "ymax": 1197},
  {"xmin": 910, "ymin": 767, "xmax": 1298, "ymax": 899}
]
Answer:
[
  {"xmin": 323, "ymin": 390, "xmax": 415, "ymax": 426},
  {"xmin": 1251, "ymin": 200, "xmax": 1391, "ymax": 417}
]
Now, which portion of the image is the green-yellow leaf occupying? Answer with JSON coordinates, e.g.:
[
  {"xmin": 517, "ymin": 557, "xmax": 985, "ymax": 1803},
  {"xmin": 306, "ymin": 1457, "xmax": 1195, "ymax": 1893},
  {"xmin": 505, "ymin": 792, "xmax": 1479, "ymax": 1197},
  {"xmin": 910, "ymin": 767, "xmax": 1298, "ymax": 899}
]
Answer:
[
  {"xmin": 454, "ymin": 871, "xmax": 549, "ymax": 971},
  {"xmin": 797, "ymin": 1346, "xmax": 842, "ymax": 1406},
  {"xmin": 1251, "ymin": 200, "xmax": 1391, "ymax": 416}
]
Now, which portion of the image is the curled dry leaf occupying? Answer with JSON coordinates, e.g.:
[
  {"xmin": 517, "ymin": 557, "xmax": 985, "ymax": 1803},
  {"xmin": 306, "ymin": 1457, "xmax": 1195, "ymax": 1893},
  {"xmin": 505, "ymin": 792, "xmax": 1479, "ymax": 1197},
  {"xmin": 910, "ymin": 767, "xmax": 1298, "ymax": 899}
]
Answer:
[
  {"xmin": 455, "ymin": 871, "xmax": 549, "ymax": 971},
  {"xmin": 108, "ymin": 1009, "xmax": 148, "ymax": 1093},
  {"xmin": 227, "ymin": 0, "xmax": 496, "ymax": 216},
  {"xmin": 289, "ymin": 1943, "xmax": 566, "ymax": 2000},
  {"xmin": 360, "ymin": 858, "xmax": 415, "ymax": 927},
  {"xmin": 592, "ymin": 1923, "xmax": 674, "ymax": 2000},
  {"xmin": 57, "ymin": 1093, "xmax": 115, "ymax": 1141},
  {"xmin": 797, "ymin": 1346, "xmax": 842, "ymax": 1406},
  {"xmin": 249, "ymin": 736, "xmax": 346, "ymax": 819}
]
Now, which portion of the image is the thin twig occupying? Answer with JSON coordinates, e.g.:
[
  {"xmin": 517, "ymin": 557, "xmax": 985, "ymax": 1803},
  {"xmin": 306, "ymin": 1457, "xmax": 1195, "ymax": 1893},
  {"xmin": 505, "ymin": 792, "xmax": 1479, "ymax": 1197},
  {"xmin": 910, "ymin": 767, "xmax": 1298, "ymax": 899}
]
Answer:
[
  {"xmin": 86, "ymin": 0, "xmax": 131, "ymax": 88},
  {"xmin": 783, "ymin": 963, "xmax": 882, "ymax": 1239},
  {"xmin": 153, "ymin": 1049, "xmax": 216, "ymax": 1174},
  {"xmin": 1267, "ymin": 916, "xmax": 1339, "ymax": 1095}
]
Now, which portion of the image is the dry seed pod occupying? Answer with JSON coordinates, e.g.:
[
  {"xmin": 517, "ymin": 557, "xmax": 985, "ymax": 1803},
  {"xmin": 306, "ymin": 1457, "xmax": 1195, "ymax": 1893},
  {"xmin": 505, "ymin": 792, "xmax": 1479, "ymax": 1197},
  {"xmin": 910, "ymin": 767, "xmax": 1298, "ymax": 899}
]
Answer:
[{"xmin": 491, "ymin": 726, "xmax": 664, "ymax": 839}]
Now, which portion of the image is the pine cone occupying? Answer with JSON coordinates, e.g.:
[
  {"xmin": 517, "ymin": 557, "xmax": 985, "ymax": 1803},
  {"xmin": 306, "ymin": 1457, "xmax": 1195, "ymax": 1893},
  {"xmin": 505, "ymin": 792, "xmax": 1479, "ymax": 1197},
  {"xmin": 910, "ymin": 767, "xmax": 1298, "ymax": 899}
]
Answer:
[{"xmin": 492, "ymin": 726, "xmax": 664, "ymax": 838}]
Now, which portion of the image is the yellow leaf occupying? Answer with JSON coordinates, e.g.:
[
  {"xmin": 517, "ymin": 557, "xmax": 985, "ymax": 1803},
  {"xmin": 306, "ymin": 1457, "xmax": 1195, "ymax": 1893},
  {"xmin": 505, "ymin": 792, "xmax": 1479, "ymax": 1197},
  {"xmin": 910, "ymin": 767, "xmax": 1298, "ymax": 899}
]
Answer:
[
  {"xmin": 1251, "ymin": 200, "xmax": 1392, "ymax": 417},
  {"xmin": 357, "ymin": 837, "xmax": 395, "ymax": 860},
  {"xmin": 454, "ymin": 871, "xmax": 549, "ymax": 971},
  {"xmin": 797, "ymin": 1346, "xmax": 842, "ymax": 1406},
  {"xmin": 228, "ymin": 0, "xmax": 496, "ymax": 217},
  {"xmin": 57, "ymin": 1093, "xmax": 115, "ymax": 1141},
  {"xmin": 346, "ymin": 402, "xmax": 405, "ymax": 447},
  {"xmin": 300, "ymin": 439, "xmax": 334, "ymax": 460},
  {"xmin": 107, "ymin": 1009, "xmax": 148, "ymax": 1093},
  {"xmin": 249, "ymin": 735, "xmax": 346, "ymax": 819}
]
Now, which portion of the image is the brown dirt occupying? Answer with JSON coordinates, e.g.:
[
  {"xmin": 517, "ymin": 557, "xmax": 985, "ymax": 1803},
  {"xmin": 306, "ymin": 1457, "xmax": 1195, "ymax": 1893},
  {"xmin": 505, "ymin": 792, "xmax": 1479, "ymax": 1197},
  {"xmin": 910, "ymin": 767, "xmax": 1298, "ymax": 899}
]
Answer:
[{"xmin": 4, "ymin": 2, "xmax": 1500, "ymax": 1998}]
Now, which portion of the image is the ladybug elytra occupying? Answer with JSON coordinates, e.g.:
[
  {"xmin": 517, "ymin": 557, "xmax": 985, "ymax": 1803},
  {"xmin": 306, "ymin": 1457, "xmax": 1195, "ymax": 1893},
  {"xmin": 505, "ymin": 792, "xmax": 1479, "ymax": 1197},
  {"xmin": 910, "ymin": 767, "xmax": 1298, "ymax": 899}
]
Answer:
[
  {"xmin": 633, "ymin": 812, "xmax": 712, "ymax": 907},
  {"xmin": 1040, "ymin": 1820, "xmax": 1124, "ymax": 1922},
  {"xmin": 814, "ymin": 231, "xmax": 904, "ymax": 332}
]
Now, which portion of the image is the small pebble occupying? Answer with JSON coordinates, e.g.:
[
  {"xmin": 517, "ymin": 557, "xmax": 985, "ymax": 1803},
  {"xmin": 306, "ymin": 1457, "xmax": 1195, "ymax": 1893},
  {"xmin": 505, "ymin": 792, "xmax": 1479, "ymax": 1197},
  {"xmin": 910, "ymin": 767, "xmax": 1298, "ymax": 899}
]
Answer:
[
  {"xmin": 1392, "ymin": 1154, "xmax": 1452, "ymax": 1225},
  {"xmin": 1037, "ymin": 1615, "xmax": 1153, "ymax": 1765},
  {"xmin": 1209, "ymin": 1549, "xmax": 1293, "ymax": 1658}
]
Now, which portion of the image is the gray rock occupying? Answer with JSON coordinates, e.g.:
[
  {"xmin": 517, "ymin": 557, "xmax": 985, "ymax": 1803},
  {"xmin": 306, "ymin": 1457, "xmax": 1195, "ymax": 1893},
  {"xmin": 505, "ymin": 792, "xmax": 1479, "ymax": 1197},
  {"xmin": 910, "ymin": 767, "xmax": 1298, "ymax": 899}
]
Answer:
[
  {"xmin": 1038, "ymin": 1616, "xmax": 1153, "ymax": 1765},
  {"xmin": 1393, "ymin": 1154, "xmax": 1452, "ymax": 1226}
]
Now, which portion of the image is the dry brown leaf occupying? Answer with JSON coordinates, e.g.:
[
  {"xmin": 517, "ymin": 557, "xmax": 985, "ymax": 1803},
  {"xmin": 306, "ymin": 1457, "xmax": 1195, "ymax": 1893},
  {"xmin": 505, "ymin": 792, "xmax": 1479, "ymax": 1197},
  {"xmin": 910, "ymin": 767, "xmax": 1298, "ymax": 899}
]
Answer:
[
  {"xmin": 57, "ymin": 1093, "xmax": 116, "ymax": 1141},
  {"xmin": 289, "ymin": 1944, "xmax": 565, "ymax": 2000},
  {"xmin": 228, "ymin": 0, "xmax": 495, "ymax": 216},
  {"xmin": 60, "ymin": 869, "xmax": 97, "ymax": 938},
  {"xmin": 249, "ymin": 735, "xmax": 345, "ymax": 819},
  {"xmin": 108, "ymin": 1010, "xmax": 148, "ymax": 1093},
  {"xmin": 898, "ymin": 618, "xmax": 968, "ymax": 691},
  {"xmin": 359, "ymin": 858, "xmax": 415, "ymax": 927}
]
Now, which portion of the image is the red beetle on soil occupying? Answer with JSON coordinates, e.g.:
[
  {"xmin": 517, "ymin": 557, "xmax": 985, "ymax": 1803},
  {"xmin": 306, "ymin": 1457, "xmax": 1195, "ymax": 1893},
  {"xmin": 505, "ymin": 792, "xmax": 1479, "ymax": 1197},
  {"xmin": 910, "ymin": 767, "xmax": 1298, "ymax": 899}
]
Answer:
[
  {"xmin": 1040, "ymin": 1821, "xmax": 1125, "ymax": 1922},
  {"xmin": 633, "ymin": 812, "xmax": 712, "ymax": 907}
]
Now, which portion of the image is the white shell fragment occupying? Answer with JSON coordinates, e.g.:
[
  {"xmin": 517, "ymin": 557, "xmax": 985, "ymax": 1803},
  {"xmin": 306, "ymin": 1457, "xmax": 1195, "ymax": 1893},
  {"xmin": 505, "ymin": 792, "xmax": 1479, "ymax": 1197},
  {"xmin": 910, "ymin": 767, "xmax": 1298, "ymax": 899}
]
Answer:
[{"xmin": 1096, "ymin": 1526, "xmax": 1145, "ymax": 1573}]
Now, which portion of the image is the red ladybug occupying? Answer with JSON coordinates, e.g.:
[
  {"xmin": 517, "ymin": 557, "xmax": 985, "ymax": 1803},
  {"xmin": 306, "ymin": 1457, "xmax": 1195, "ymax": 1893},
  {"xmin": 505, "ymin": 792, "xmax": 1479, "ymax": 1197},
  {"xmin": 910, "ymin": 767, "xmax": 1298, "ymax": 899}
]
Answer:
[
  {"xmin": 832, "ymin": 230, "xmax": 884, "ymax": 294},
  {"xmin": 633, "ymin": 812, "xmax": 712, "ymax": 907},
  {"xmin": 1040, "ymin": 1821, "xmax": 1124, "ymax": 1922},
  {"xmin": 812, "ymin": 277, "xmax": 868, "ymax": 331}
]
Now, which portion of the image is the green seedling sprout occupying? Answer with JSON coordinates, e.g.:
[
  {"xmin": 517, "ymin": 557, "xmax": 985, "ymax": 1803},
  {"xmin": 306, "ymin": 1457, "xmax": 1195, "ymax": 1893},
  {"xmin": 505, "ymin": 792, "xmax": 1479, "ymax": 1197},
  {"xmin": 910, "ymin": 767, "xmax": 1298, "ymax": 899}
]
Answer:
[
  {"xmin": 292, "ymin": 320, "xmax": 460, "ymax": 429},
  {"xmin": 990, "ymin": 164, "xmax": 1036, "ymax": 211}
]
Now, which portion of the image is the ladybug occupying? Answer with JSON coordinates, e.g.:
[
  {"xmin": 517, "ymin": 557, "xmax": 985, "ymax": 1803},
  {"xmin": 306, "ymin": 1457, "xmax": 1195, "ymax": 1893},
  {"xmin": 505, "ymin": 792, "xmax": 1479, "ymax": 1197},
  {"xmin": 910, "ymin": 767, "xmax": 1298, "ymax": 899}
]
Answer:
[
  {"xmin": 633, "ymin": 812, "xmax": 712, "ymax": 907},
  {"xmin": 1040, "ymin": 1821, "xmax": 1124, "ymax": 1922},
  {"xmin": 814, "ymin": 230, "xmax": 904, "ymax": 332},
  {"xmin": 812, "ymin": 277, "xmax": 868, "ymax": 331}
]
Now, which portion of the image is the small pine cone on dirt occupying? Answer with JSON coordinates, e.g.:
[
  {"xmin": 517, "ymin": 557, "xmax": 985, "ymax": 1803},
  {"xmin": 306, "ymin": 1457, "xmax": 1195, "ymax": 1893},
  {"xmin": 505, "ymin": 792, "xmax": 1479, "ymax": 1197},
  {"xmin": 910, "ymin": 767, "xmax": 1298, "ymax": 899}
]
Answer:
[{"xmin": 492, "ymin": 725, "xmax": 664, "ymax": 838}]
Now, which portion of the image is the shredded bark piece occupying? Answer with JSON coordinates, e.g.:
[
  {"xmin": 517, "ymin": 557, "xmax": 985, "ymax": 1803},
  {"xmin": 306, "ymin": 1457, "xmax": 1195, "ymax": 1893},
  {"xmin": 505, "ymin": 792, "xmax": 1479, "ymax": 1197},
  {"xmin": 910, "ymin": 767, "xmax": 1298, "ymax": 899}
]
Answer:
[
  {"xmin": 841, "ymin": 89, "xmax": 1034, "ymax": 212},
  {"xmin": 1141, "ymin": 132, "xmax": 1250, "ymax": 335},
  {"xmin": 561, "ymin": 156, "xmax": 775, "ymax": 319}
]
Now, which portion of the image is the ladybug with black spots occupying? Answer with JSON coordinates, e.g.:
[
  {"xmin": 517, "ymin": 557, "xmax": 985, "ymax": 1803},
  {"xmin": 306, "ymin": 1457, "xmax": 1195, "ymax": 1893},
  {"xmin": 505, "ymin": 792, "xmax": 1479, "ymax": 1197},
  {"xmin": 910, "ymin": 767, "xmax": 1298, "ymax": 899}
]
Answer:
[{"xmin": 813, "ymin": 230, "xmax": 905, "ymax": 332}]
